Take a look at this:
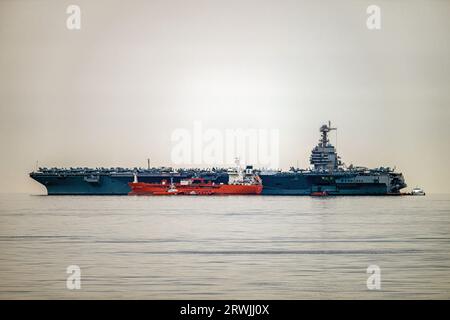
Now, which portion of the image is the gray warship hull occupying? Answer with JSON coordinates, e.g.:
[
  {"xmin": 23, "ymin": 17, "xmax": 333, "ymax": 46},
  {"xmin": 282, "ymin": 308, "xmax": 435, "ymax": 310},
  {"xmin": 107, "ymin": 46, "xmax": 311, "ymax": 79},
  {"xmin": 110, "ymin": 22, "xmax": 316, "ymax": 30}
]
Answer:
[{"xmin": 260, "ymin": 171, "xmax": 405, "ymax": 195}]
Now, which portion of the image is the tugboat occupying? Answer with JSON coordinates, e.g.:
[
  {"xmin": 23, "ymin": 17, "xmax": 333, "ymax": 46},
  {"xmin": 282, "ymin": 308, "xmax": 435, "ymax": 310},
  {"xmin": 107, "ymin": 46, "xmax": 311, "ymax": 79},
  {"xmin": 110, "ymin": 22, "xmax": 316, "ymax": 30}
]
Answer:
[
  {"xmin": 411, "ymin": 187, "xmax": 426, "ymax": 196},
  {"xmin": 128, "ymin": 172, "xmax": 263, "ymax": 196}
]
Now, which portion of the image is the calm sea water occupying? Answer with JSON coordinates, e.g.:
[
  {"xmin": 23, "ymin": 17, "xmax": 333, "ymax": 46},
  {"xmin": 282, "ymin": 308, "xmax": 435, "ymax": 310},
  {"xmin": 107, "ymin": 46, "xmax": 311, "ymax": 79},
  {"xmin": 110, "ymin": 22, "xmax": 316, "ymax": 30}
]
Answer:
[{"xmin": 0, "ymin": 193, "xmax": 449, "ymax": 299}]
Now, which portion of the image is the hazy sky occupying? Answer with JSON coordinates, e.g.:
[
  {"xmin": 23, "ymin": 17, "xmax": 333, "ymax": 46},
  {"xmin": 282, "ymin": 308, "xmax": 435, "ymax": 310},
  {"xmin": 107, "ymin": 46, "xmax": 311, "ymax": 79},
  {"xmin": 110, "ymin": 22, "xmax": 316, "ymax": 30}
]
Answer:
[{"xmin": 0, "ymin": 0, "xmax": 449, "ymax": 193}]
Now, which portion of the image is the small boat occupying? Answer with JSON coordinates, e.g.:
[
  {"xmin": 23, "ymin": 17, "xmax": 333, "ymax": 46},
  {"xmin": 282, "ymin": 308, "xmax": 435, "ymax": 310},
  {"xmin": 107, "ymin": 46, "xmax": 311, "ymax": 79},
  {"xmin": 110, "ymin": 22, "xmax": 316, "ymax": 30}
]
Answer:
[
  {"xmin": 310, "ymin": 191, "xmax": 328, "ymax": 197},
  {"xmin": 411, "ymin": 187, "xmax": 425, "ymax": 196}
]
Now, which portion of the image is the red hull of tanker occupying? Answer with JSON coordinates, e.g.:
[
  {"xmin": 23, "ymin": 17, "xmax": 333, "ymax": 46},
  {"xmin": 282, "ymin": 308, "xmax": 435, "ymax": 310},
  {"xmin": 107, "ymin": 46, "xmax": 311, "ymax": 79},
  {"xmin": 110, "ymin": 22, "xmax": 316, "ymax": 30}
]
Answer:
[{"xmin": 129, "ymin": 182, "xmax": 262, "ymax": 195}]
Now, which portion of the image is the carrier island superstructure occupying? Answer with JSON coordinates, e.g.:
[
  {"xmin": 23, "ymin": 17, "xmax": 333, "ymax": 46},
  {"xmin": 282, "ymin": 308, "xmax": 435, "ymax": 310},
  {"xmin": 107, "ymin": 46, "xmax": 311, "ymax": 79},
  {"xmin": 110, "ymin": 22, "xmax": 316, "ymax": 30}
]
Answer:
[{"xmin": 29, "ymin": 122, "xmax": 407, "ymax": 195}]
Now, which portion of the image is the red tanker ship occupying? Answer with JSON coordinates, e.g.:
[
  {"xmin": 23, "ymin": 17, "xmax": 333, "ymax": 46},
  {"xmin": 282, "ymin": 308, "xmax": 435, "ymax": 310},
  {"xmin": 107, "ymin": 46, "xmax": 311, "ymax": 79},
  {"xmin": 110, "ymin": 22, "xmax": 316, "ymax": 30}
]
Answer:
[{"xmin": 129, "ymin": 176, "xmax": 262, "ymax": 196}]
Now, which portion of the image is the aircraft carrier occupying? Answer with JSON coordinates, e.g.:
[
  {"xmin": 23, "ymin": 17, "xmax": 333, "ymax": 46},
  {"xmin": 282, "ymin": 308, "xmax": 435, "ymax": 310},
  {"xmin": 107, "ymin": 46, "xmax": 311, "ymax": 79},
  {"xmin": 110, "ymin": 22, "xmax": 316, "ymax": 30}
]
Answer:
[{"xmin": 29, "ymin": 122, "xmax": 407, "ymax": 195}]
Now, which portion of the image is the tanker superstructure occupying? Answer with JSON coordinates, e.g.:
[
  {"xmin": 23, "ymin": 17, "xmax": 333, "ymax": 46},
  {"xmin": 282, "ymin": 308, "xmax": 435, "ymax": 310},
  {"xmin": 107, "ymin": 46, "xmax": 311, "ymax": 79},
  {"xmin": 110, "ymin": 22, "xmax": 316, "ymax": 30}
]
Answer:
[{"xmin": 259, "ymin": 122, "xmax": 407, "ymax": 195}]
